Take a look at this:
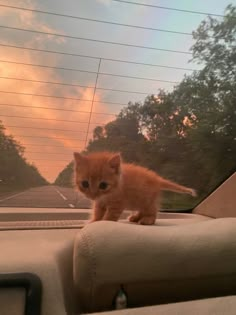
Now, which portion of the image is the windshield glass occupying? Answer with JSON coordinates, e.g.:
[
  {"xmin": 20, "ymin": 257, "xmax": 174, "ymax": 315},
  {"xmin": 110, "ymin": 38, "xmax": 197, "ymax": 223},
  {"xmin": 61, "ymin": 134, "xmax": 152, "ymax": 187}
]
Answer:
[{"xmin": 0, "ymin": 0, "xmax": 235, "ymax": 210}]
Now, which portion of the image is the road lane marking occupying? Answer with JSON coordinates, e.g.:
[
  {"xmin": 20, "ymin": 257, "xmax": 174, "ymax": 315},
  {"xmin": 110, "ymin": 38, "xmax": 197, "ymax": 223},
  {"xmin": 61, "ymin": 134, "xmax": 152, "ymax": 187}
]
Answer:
[
  {"xmin": 0, "ymin": 191, "xmax": 26, "ymax": 202},
  {"xmin": 54, "ymin": 188, "xmax": 67, "ymax": 201},
  {"xmin": 69, "ymin": 203, "xmax": 75, "ymax": 208}
]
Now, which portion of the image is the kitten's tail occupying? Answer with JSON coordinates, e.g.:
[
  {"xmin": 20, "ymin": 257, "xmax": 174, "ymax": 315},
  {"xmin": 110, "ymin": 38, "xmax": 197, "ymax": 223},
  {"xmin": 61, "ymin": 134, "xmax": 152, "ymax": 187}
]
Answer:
[{"xmin": 160, "ymin": 178, "xmax": 197, "ymax": 197}]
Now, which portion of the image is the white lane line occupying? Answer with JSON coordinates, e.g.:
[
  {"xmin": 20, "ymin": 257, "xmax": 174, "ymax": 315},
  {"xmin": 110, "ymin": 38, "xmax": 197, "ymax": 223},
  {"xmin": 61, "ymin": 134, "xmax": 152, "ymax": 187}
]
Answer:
[
  {"xmin": 0, "ymin": 191, "xmax": 26, "ymax": 202},
  {"xmin": 69, "ymin": 203, "xmax": 75, "ymax": 208},
  {"xmin": 54, "ymin": 188, "xmax": 67, "ymax": 201}
]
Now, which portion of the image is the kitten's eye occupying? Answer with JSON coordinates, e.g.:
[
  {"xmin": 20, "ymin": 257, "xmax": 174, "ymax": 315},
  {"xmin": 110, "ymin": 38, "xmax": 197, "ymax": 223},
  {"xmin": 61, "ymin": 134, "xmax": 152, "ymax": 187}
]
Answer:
[
  {"xmin": 81, "ymin": 180, "xmax": 89, "ymax": 189},
  {"xmin": 99, "ymin": 182, "xmax": 108, "ymax": 190}
]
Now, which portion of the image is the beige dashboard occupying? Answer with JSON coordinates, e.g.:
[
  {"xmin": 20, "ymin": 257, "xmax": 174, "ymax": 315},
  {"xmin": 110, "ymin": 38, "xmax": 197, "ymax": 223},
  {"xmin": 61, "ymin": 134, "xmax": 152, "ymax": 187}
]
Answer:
[{"xmin": 0, "ymin": 173, "xmax": 235, "ymax": 315}]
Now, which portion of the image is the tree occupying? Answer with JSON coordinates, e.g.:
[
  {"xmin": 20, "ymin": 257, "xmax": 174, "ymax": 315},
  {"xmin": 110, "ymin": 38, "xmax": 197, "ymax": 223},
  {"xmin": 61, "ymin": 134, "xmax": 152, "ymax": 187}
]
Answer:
[
  {"xmin": 54, "ymin": 162, "xmax": 74, "ymax": 188},
  {"xmin": 0, "ymin": 121, "xmax": 47, "ymax": 193},
  {"xmin": 176, "ymin": 4, "xmax": 236, "ymax": 193},
  {"xmin": 93, "ymin": 126, "xmax": 104, "ymax": 140}
]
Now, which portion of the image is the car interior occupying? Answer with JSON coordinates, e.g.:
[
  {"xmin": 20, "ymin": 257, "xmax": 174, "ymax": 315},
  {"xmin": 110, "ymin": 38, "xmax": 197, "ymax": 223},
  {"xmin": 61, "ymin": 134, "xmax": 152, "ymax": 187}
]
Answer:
[{"xmin": 0, "ymin": 172, "xmax": 235, "ymax": 315}]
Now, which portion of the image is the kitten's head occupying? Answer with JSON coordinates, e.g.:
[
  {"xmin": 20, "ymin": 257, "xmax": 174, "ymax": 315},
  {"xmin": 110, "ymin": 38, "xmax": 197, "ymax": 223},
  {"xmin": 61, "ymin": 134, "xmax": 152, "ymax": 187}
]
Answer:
[{"xmin": 73, "ymin": 151, "xmax": 121, "ymax": 200}]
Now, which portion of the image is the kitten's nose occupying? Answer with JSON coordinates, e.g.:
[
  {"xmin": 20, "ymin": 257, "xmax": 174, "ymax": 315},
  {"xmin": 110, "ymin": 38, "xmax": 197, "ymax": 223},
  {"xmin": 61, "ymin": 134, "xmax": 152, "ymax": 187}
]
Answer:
[
  {"xmin": 89, "ymin": 186, "xmax": 98, "ymax": 200},
  {"xmin": 89, "ymin": 192, "xmax": 97, "ymax": 200}
]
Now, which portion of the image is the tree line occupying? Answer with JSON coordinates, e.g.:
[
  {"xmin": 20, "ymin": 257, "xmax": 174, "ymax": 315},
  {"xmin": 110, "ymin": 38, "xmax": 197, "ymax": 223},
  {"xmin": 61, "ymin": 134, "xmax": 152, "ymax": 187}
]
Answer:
[
  {"xmin": 0, "ymin": 122, "xmax": 48, "ymax": 195},
  {"xmin": 55, "ymin": 5, "xmax": 236, "ymax": 209}
]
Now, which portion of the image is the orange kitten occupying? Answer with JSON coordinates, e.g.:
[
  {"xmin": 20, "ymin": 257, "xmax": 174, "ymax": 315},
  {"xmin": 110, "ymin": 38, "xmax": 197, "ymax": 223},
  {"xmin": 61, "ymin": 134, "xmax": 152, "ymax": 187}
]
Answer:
[{"xmin": 74, "ymin": 151, "xmax": 196, "ymax": 225}]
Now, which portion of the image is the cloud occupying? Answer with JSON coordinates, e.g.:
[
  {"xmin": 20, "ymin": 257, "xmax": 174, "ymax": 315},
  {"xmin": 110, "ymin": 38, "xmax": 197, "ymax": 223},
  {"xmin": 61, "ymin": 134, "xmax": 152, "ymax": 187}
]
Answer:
[
  {"xmin": 0, "ymin": 0, "xmax": 112, "ymax": 182},
  {"xmin": 96, "ymin": 0, "xmax": 112, "ymax": 6}
]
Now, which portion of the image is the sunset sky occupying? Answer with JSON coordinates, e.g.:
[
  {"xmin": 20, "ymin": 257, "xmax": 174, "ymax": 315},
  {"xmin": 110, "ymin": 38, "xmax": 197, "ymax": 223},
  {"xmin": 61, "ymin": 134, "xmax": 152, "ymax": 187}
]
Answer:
[{"xmin": 0, "ymin": 0, "xmax": 233, "ymax": 182}]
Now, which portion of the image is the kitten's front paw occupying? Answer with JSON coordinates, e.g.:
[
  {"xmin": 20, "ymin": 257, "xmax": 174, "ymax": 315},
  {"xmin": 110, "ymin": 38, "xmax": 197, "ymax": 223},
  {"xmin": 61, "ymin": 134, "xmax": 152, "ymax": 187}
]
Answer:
[
  {"xmin": 87, "ymin": 219, "xmax": 97, "ymax": 224},
  {"xmin": 128, "ymin": 213, "xmax": 141, "ymax": 223},
  {"xmin": 139, "ymin": 216, "xmax": 156, "ymax": 225}
]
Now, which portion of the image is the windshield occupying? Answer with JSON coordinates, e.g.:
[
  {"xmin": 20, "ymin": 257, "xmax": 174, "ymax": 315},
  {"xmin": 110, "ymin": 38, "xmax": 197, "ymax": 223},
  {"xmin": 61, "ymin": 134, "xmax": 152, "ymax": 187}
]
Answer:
[{"xmin": 0, "ymin": 0, "xmax": 235, "ymax": 210}]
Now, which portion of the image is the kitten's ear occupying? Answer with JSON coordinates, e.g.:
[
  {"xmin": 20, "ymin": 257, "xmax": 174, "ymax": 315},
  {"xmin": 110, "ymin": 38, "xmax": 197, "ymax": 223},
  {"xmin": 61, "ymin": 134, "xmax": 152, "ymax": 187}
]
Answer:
[
  {"xmin": 108, "ymin": 153, "xmax": 121, "ymax": 173},
  {"xmin": 73, "ymin": 152, "xmax": 84, "ymax": 164}
]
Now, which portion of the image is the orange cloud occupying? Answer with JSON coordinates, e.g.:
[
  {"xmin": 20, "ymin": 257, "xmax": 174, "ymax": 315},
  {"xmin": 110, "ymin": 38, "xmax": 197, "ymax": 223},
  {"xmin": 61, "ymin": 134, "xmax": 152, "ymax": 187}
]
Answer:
[{"xmin": 0, "ymin": 1, "xmax": 113, "ymax": 182}]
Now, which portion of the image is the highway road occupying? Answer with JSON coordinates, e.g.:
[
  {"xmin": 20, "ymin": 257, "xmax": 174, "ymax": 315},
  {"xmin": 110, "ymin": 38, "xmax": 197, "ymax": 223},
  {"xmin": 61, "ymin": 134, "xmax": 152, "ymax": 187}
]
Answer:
[{"xmin": 0, "ymin": 185, "xmax": 92, "ymax": 208}]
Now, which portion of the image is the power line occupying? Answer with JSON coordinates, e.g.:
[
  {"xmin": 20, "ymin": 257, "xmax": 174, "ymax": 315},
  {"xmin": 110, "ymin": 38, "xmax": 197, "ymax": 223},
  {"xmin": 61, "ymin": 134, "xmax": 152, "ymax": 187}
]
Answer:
[
  {"xmin": 1, "ymin": 112, "xmax": 163, "ymax": 128},
  {"xmin": 0, "ymin": 103, "xmax": 117, "ymax": 116},
  {"xmin": 5, "ymin": 125, "xmax": 90, "ymax": 134},
  {"xmin": 101, "ymin": 59, "xmax": 194, "ymax": 72},
  {"xmin": 98, "ymin": 87, "xmax": 154, "ymax": 95},
  {"xmin": 0, "ymin": 60, "xmax": 97, "ymax": 76},
  {"xmin": 0, "ymin": 90, "xmax": 128, "ymax": 107},
  {"xmin": 26, "ymin": 151, "xmax": 73, "ymax": 156},
  {"xmin": 0, "ymin": 43, "xmax": 102, "ymax": 60},
  {"xmin": 0, "ymin": 48, "xmax": 195, "ymax": 71},
  {"xmin": 0, "ymin": 114, "xmax": 105, "ymax": 125},
  {"xmin": 0, "ymin": 58, "xmax": 98, "ymax": 73},
  {"xmin": 100, "ymin": 72, "xmax": 178, "ymax": 83},
  {"xmin": 0, "ymin": 71, "xmax": 173, "ymax": 94},
  {"xmin": 112, "ymin": 0, "xmax": 225, "ymax": 17},
  {"xmin": 22, "ymin": 143, "xmax": 83, "ymax": 149},
  {"xmin": 0, "ymin": 4, "xmax": 193, "ymax": 36},
  {"xmin": 0, "ymin": 90, "xmax": 92, "ymax": 103},
  {"xmin": 0, "ymin": 73, "xmax": 178, "ymax": 87},
  {"xmin": 24, "ymin": 158, "xmax": 70, "ymax": 162},
  {"xmin": 0, "ymin": 25, "xmax": 191, "ymax": 55},
  {"xmin": 1, "ymin": 71, "xmax": 150, "ymax": 95},
  {"xmin": 11, "ymin": 134, "xmax": 85, "ymax": 141}
]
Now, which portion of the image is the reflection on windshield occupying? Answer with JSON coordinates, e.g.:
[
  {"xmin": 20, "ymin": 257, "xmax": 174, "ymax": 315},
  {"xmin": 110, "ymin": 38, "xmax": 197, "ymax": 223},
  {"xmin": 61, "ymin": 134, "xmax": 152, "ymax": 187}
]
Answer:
[{"xmin": 0, "ymin": 2, "xmax": 235, "ymax": 210}]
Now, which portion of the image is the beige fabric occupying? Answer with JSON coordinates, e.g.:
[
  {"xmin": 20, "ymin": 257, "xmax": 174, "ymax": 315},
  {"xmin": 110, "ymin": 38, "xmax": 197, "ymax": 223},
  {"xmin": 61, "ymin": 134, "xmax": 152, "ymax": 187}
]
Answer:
[
  {"xmin": 156, "ymin": 212, "xmax": 211, "ymax": 225},
  {"xmin": 0, "ymin": 211, "xmax": 211, "ymax": 315},
  {"xmin": 73, "ymin": 219, "xmax": 236, "ymax": 313},
  {"xmin": 91, "ymin": 295, "xmax": 236, "ymax": 315},
  {"xmin": 0, "ymin": 229, "xmax": 79, "ymax": 315},
  {"xmin": 194, "ymin": 172, "xmax": 236, "ymax": 218},
  {"xmin": 119, "ymin": 212, "xmax": 211, "ymax": 227}
]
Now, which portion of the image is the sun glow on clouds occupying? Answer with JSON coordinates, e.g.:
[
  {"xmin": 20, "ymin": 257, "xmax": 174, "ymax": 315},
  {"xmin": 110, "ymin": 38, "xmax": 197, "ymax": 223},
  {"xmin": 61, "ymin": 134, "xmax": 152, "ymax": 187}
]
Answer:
[{"xmin": 0, "ymin": 0, "xmax": 113, "ymax": 182}]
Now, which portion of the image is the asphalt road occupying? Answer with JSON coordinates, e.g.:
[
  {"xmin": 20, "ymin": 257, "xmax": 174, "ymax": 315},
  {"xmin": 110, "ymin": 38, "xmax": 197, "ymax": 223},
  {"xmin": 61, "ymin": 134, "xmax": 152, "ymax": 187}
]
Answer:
[{"xmin": 0, "ymin": 185, "xmax": 92, "ymax": 208}]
